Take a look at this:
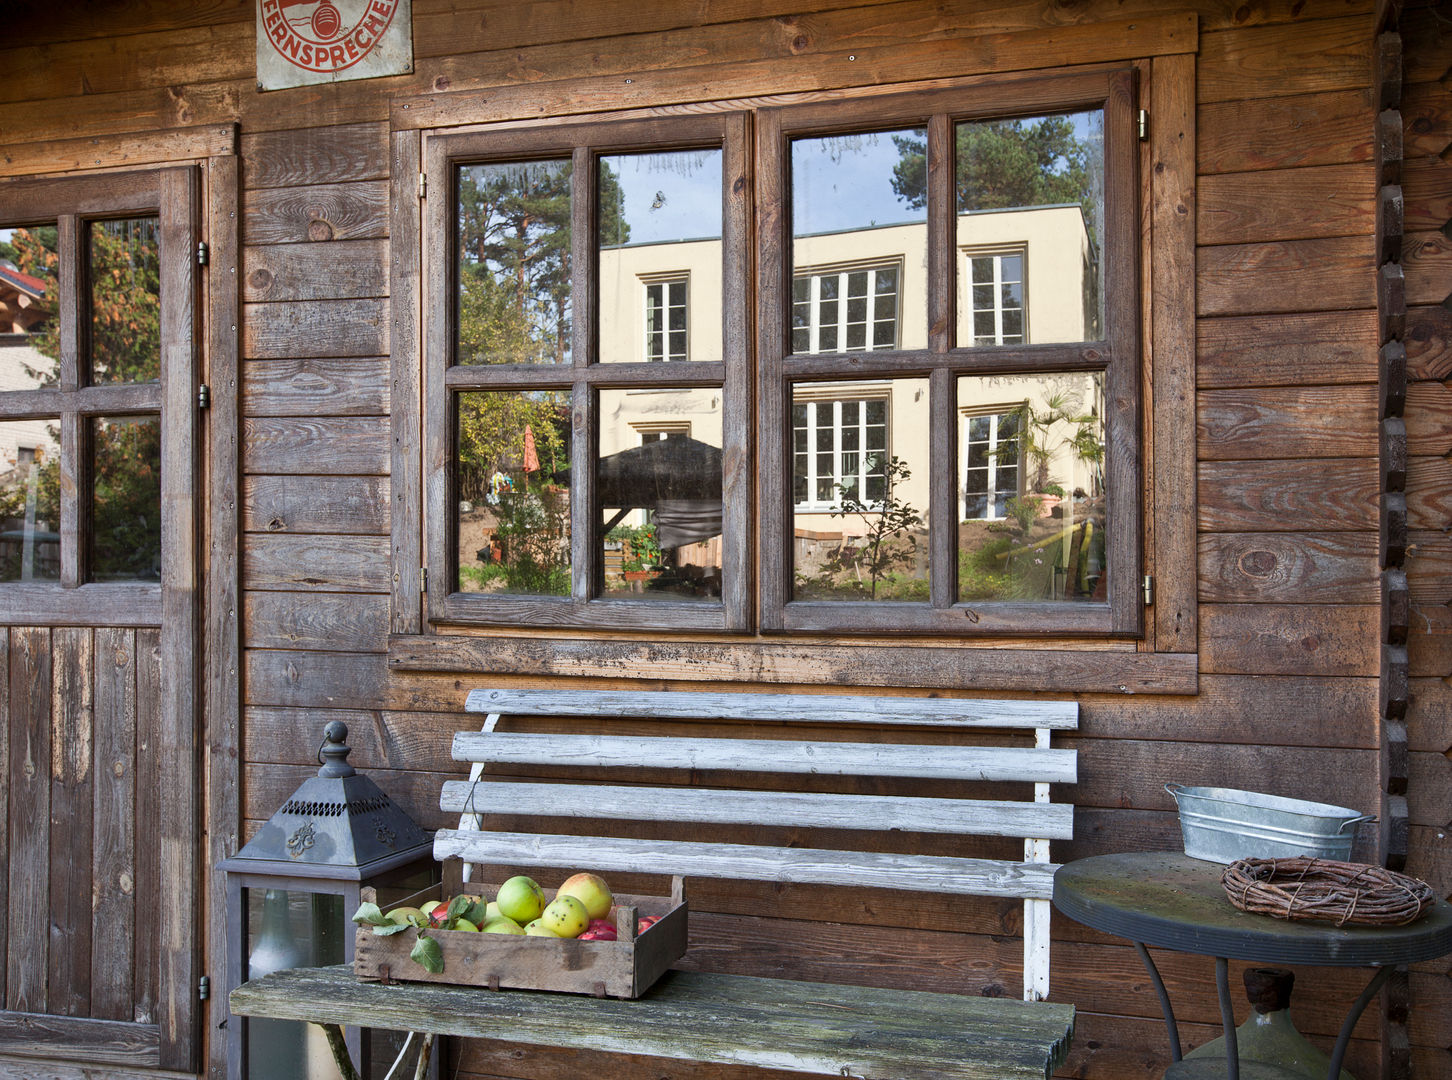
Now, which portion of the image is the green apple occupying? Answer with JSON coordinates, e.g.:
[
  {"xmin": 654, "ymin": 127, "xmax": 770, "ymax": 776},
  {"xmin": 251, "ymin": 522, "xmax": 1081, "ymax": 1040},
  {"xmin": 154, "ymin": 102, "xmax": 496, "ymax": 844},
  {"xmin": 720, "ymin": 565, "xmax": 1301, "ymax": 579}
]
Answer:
[
  {"xmin": 482, "ymin": 917, "xmax": 525, "ymax": 935},
  {"xmin": 557, "ymin": 872, "xmax": 613, "ymax": 920},
  {"xmin": 384, "ymin": 906, "xmax": 426, "ymax": 927},
  {"xmin": 496, "ymin": 876, "xmax": 546, "ymax": 924},
  {"xmin": 483, "ymin": 901, "xmax": 501, "ymax": 922},
  {"xmin": 452, "ymin": 917, "xmax": 480, "ymax": 932},
  {"xmin": 524, "ymin": 919, "xmax": 561, "ymax": 937},
  {"xmin": 540, "ymin": 894, "xmax": 589, "ymax": 938}
]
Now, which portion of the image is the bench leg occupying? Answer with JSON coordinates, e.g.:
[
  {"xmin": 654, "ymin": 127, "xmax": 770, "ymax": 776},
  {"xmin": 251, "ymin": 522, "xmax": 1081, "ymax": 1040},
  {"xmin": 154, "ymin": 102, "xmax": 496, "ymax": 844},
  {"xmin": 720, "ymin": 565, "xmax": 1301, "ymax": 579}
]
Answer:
[{"xmin": 319, "ymin": 1022, "xmax": 363, "ymax": 1080}]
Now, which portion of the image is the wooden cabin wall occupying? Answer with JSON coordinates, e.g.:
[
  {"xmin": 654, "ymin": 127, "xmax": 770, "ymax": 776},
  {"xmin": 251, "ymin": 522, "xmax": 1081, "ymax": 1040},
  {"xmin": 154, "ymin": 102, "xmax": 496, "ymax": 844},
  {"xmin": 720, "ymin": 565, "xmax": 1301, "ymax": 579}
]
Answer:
[{"xmin": 3, "ymin": 2, "xmax": 1444, "ymax": 1079}]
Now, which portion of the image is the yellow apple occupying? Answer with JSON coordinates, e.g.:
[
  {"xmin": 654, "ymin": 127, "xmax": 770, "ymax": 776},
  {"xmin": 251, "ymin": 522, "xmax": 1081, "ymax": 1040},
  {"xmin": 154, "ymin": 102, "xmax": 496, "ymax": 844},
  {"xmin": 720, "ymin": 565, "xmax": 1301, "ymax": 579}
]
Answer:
[
  {"xmin": 496, "ymin": 876, "xmax": 546, "ymax": 924},
  {"xmin": 482, "ymin": 917, "xmax": 525, "ymax": 934},
  {"xmin": 452, "ymin": 917, "xmax": 480, "ymax": 932},
  {"xmin": 557, "ymin": 872, "xmax": 613, "ymax": 920},
  {"xmin": 384, "ymin": 906, "xmax": 426, "ymax": 927},
  {"xmin": 524, "ymin": 919, "xmax": 561, "ymax": 937},
  {"xmin": 540, "ymin": 894, "xmax": 589, "ymax": 938}
]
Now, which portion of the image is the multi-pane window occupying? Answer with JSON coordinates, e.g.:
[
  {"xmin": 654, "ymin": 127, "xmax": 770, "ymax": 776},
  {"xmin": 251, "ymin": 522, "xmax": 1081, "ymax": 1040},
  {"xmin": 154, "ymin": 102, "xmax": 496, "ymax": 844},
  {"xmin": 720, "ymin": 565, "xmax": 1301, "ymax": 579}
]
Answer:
[
  {"xmin": 644, "ymin": 277, "xmax": 688, "ymax": 361},
  {"xmin": 962, "ymin": 409, "xmax": 1022, "ymax": 520},
  {"xmin": 791, "ymin": 263, "xmax": 900, "ymax": 354},
  {"xmin": 792, "ymin": 395, "xmax": 888, "ymax": 510},
  {"xmin": 965, "ymin": 251, "xmax": 1025, "ymax": 346}
]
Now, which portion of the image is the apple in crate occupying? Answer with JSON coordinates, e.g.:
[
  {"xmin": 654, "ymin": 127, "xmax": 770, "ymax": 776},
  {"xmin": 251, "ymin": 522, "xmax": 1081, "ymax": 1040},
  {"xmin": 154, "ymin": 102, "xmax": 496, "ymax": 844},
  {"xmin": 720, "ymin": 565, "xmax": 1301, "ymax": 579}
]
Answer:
[
  {"xmin": 579, "ymin": 919, "xmax": 617, "ymax": 941},
  {"xmin": 557, "ymin": 872, "xmax": 613, "ymax": 920},
  {"xmin": 495, "ymin": 875, "xmax": 546, "ymax": 925},
  {"xmin": 540, "ymin": 895, "xmax": 590, "ymax": 937}
]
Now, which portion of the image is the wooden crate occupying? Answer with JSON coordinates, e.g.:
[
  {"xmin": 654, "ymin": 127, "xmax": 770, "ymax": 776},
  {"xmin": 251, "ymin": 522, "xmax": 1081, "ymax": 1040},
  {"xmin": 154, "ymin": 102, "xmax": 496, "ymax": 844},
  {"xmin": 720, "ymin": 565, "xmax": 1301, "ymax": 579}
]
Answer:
[{"xmin": 353, "ymin": 884, "xmax": 688, "ymax": 999}]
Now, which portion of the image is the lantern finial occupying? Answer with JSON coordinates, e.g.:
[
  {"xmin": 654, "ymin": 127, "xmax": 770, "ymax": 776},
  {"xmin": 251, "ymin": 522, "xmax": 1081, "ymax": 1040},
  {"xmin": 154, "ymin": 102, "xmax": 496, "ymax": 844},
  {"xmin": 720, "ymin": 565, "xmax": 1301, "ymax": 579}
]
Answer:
[{"xmin": 317, "ymin": 720, "xmax": 355, "ymax": 778}]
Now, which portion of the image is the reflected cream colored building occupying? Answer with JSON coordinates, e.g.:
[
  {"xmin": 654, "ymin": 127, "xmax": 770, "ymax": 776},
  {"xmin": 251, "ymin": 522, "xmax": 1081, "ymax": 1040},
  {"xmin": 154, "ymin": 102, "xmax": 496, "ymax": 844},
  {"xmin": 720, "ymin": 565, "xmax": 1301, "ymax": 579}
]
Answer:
[{"xmin": 597, "ymin": 204, "xmax": 1100, "ymax": 539}]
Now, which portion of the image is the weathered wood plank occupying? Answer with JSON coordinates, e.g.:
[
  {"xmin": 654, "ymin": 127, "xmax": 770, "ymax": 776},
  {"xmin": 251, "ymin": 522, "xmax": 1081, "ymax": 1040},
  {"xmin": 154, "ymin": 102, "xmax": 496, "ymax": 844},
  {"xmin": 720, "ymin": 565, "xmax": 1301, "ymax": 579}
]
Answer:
[
  {"xmin": 0, "ymin": 1013, "xmax": 159, "ymax": 1068},
  {"xmin": 243, "ymin": 416, "xmax": 390, "ymax": 475},
  {"xmin": 243, "ymin": 475, "xmax": 388, "ymax": 535},
  {"xmin": 1198, "ymin": 163, "xmax": 1374, "ymax": 245},
  {"xmin": 1405, "ymin": 381, "xmax": 1452, "ymax": 455},
  {"xmin": 240, "ymin": 122, "xmax": 389, "ymax": 189},
  {"xmin": 451, "ymin": 730, "xmax": 1077, "ymax": 783},
  {"xmin": 243, "ymin": 533, "xmax": 392, "ymax": 593},
  {"xmin": 1198, "ymin": 458, "xmax": 1379, "ymax": 532},
  {"xmin": 241, "ymin": 357, "xmax": 388, "ymax": 417},
  {"xmin": 1197, "ymin": 88, "xmax": 1374, "ymax": 174},
  {"xmin": 1197, "ymin": 236, "xmax": 1378, "ymax": 316},
  {"xmin": 242, "ymin": 239, "xmax": 388, "ymax": 302},
  {"xmin": 1197, "ymin": 17, "xmax": 1375, "ymax": 104},
  {"xmin": 464, "ymin": 687, "xmax": 1078, "ymax": 728},
  {"xmin": 1197, "ymin": 310, "xmax": 1378, "ymax": 389},
  {"xmin": 242, "ymin": 707, "xmax": 453, "ymax": 771},
  {"xmin": 242, "ymin": 298, "xmax": 388, "ymax": 359},
  {"xmin": 91, "ymin": 627, "xmax": 137, "ymax": 1022},
  {"xmin": 0, "ymin": 125, "xmax": 236, "ymax": 179},
  {"xmin": 1407, "ymin": 456, "xmax": 1452, "ymax": 530},
  {"xmin": 1406, "ymin": 530, "xmax": 1452, "ymax": 603},
  {"xmin": 391, "ymin": 639, "xmax": 1199, "ymax": 695},
  {"xmin": 1199, "ymin": 603, "xmax": 1380, "ymax": 676},
  {"xmin": 1402, "ymin": 156, "xmax": 1452, "ymax": 233},
  {"xmin": 1406, "ymin": 304, "xmax": 1452, "ymax": 382},
  {"xmin": 7, "ymin": 627, "xmax": 50, "ymax": 1014},
  {"xmin": 1403, "ymin": 229, "xmax": 1452, "ymax": 304},
  {"xmin": 1408, "ymin": 750, "xmax": 1452, "ymax": 832},
  {"xmin": 49, "ymin": 627, "xmax": 93, "ymax": 1019},
  {"xmin": 1197, "ymin": 531, "xmax": 1379, "ymax": 603},
  {"xmin": 243, "ymin": 592, "xmax": 390, "ymax": 652},
  {"xmin": 389, "ymin": 127, "xmax": 423, "ymax": 636},
  {"xmin": 232, "ymin": 964, "xmax": 1075, "ymax": 1080},
  {"xmin": 1197, "ymin": 386, "xmax": 1379, "ymax": 460},
  {"xmin": 133, "ymin": 629, "xmax": 161, "ymax": 1027},
  {"xmin": 241, "ymin": 180, "xmax": 389, "ymax": 245}
]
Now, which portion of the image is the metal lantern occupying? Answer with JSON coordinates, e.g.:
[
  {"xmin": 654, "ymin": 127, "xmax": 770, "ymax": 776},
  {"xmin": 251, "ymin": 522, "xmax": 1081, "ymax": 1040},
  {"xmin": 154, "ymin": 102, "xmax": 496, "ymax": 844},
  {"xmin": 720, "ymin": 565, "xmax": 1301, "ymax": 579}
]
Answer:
[{"xmin": 220, "ymin": 720, "xmax": 438, "ymax": 1079}]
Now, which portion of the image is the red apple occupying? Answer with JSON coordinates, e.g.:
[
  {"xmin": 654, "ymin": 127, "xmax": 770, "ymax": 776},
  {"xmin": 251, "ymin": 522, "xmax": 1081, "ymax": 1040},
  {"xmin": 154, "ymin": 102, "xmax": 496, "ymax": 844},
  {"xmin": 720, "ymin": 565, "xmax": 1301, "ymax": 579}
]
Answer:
[
  {"xmin": 637, "ymin": 915, "xmax": 659, "ymax": 933},
  {"xmin": 579, "ymin": 919, "xmax": 617, "ymax": 941}
]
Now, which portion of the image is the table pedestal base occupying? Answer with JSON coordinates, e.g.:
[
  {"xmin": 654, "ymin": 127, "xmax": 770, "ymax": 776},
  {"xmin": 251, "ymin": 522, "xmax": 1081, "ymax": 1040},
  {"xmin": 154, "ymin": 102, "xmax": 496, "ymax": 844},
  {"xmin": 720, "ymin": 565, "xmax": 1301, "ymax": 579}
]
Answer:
[{"xmin": 1164, "ymin": 1061, "xmax": 1309, "ymax": 1080}]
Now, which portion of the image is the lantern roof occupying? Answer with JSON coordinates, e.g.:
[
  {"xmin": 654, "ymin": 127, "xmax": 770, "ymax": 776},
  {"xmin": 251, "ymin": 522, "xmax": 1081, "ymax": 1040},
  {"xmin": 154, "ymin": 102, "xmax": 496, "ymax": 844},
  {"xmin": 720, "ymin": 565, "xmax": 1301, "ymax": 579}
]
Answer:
[{"xmin": 219, "ymin": 720, "xmax": 433, "ymax": 881}]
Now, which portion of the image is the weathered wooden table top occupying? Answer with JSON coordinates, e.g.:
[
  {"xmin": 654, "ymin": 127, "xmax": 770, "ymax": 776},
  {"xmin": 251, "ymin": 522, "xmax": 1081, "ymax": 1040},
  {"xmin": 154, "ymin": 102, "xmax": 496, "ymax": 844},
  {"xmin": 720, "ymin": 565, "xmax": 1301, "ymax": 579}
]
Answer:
[{"xmin": 231, "ymin": 964, "xmax": 1075, "ymax": 1080}]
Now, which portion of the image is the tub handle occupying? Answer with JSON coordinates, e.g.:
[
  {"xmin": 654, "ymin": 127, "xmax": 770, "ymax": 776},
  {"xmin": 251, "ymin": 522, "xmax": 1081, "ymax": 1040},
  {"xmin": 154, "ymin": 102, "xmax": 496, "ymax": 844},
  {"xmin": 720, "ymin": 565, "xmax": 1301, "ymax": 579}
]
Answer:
[{"xmin": 1337, "ymin": 814, "xmax": 1378, "ymax": 834}]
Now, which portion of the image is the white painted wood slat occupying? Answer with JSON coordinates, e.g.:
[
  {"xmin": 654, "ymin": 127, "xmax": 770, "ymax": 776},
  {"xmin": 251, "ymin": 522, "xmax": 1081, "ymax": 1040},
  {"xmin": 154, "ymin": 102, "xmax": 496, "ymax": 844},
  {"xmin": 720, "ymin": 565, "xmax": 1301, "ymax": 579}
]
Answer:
[
  {"xmin": 451, "ymin": 732, "xmax": 1077, "ymax": 784},
  {"xmin": 433, "ymin": 830, "xmax": 1060, "ymax": 900},
  {"xmin": 464, "ymin": 688, "xmax": 1079, "ymax": 729},
  {"xmin": 439, "ymin": 780, "xmax": 1075, "ymax": 839}
]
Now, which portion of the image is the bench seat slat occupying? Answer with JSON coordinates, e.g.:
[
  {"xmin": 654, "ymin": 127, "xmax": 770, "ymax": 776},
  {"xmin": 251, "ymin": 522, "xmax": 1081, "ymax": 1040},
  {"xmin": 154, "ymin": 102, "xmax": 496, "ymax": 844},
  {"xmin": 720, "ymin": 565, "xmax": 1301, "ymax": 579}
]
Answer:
[
  {"xmin": 433, "ymin": 829, "xmax": 1060, "ymax": 900},
  {"xmin": 465, "ymin": 687, "xmax": 1079, "ymax": 730},
  {"xmin": 440, "ymin": 780, "xmax": 1076, "ymax": 839},
  {"xmin": 451, "ymin": 732, "xmax": 1077, "ymax": 784},
  {"xmin": 231, "ymin": 965, "xmax": 1075, "ymax": 1080}
]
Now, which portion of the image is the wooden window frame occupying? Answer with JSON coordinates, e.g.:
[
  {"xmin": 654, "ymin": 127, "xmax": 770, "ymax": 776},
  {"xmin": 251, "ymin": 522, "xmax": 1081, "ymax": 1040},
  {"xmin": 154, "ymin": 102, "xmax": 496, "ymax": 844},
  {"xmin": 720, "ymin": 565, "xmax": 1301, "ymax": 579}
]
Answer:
[
  {"xmin": 758, "ymin": 67, "xmax": 1142, "ymax": 636},
  {"xmin": 421, "ymin": 113, "xmax": 752, "ymax": 632}
]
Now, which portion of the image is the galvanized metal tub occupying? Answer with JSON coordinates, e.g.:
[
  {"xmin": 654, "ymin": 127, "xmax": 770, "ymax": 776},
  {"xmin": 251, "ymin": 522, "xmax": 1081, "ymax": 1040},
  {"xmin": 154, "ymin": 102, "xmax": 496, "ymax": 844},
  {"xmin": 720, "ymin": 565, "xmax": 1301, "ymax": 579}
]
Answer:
[{"xmin": 1165, "ymin": 783, "xmax": 1376, "ymax": 864}]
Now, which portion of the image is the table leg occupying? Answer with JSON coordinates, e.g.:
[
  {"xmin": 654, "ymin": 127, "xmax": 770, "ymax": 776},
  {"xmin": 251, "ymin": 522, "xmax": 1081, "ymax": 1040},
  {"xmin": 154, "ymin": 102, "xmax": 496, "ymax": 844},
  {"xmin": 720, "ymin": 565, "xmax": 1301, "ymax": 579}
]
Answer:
[
  {"xmin": 1216, "ymin": 957, "xmax": 1240, "ymax": 1080},
  {"xmin": 1134, "ymin": 940, "xmax": 1183, "ymax": 1062},
  {"xmin": 1326, "ymin": 966, "xmax": 1391, "ymax": 1080}
]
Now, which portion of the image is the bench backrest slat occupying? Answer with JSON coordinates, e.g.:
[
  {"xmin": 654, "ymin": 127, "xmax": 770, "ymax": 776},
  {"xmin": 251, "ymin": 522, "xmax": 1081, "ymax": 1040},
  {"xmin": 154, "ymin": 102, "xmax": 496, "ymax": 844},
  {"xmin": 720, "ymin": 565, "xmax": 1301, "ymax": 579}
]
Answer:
[
  {"xmin": 451, "ymin": 732, "xmax": 1077, "ymax": 785},
  {"xmin": 440, "ymin": 780, "xmax": 1076, "ymax": 840},
  {"xmin": 464, "ymin": 688, "xmax": 1078, "ymax": 730},
  {"xmin": 433, "ymin": 830, "xmax": 1060, "ymax": 900}
]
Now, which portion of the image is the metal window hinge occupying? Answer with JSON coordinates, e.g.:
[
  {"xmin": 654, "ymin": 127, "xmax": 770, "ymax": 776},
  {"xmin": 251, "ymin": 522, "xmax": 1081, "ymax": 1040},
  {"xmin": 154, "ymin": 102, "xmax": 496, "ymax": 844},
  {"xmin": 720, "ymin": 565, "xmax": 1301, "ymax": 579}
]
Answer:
[
  {"xmin": 418, "ymin": 172, "xmax": 427, "ymax": 200},
  {"xmin": 198, "ymin": 976, "xmax": 210, "ymax": 1001},
  {"xmin": 1137, "ymin": 109, "xmax": 1149, "ymax": 141},
  {"xmin": 1143, "ymin": 574, "xmax": 1155, "ymax": 606},
  {"xmin": 198, "ymin": 383, "xmax": 211, "ymax": 410},
  {"xmin": 421, "ymin": 567, "xmax": 428, "ymax": 593},
  {"xmin": 197, "ymin": 240, "xmax": 209, "ymax": 266}
]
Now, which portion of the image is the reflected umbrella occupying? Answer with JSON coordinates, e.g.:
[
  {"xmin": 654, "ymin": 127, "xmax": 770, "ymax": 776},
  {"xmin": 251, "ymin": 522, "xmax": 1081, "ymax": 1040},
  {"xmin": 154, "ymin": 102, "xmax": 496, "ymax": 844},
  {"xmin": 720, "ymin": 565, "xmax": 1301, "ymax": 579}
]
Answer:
[{"xmin": 555, "ymin": 433, "xmax": 723, "ymax": 548}]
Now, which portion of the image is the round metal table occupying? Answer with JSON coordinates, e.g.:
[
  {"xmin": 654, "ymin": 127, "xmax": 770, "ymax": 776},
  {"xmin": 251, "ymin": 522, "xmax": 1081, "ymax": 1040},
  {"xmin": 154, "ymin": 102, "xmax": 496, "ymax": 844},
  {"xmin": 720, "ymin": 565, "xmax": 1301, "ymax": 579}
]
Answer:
[{"xmin": 1053, "ymin": 852, "xmax": 1452, "ymax": 1080}]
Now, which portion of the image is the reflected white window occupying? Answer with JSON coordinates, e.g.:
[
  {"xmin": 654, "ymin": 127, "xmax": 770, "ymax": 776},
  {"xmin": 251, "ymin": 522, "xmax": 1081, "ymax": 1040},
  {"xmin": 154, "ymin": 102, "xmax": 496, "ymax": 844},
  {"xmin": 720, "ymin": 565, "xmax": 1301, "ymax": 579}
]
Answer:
[
  {"xmin": 644, "ymin": 277, "xmax": 688, "ymax": 362},
  {"xmin": 962, "ymin": 409, "xmax": 1022, "ymax": 520},
  {"xmin": 792, "ymin": 396, "xmax": 888, "ymax": 509},
  {"xmin": 792, "ymin": 262, "xmax": 900, "ymax": 354},
  {"xmin": 966, "ymin": 250, "xmax": 1025, "ymax": 346}
]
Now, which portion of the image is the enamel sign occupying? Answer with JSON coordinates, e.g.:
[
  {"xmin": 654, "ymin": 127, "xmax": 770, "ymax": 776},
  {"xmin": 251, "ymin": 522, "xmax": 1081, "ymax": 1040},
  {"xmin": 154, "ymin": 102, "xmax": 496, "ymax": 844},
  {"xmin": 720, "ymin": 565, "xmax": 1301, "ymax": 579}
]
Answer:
[{"xmin": 257, "ymin": 0, "xmax": 413, "ymax": 91}]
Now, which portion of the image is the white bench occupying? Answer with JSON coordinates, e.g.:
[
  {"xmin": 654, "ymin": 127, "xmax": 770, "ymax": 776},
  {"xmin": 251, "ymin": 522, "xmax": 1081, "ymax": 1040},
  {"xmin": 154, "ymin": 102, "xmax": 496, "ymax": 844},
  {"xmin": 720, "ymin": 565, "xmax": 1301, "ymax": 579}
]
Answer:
[{"xmin": 233, "ymin": 688, "xmax": 1079, "ymax": 1080}]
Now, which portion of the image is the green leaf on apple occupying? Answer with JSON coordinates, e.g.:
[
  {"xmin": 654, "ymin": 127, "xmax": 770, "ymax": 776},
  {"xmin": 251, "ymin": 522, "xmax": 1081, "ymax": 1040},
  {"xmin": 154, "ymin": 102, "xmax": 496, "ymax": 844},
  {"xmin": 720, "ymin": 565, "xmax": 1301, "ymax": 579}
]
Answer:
[
  {"xmin": 410, "ymin": 933, "xmax": 444, "ymax": 974},
  {"xmin": 445, "ymin": 894, "xmax": 473, "ymax": 928},
  {"xmin": 463, "ymin": 898, "xmax": 490, "ymax": 926},
  {"xmin": 351, "ymin": 902, "xmax": 390, "ymax": 927}
]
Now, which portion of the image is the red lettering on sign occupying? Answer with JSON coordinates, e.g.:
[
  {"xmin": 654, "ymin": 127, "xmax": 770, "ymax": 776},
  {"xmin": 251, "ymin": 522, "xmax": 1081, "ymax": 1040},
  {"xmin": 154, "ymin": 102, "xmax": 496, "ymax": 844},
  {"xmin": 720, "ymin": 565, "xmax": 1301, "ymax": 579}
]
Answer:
[{"xmin": 262, "ymin": 0, "xmax": 402, "ymax": 76}]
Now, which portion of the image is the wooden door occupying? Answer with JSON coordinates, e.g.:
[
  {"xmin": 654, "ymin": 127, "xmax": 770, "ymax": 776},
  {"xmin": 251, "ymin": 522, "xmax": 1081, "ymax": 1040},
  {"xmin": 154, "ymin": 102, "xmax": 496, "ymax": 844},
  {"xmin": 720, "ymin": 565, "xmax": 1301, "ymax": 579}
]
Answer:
[{"xmin": 0, "ymin": 167, "xmax": 201, "ymax": 1071}]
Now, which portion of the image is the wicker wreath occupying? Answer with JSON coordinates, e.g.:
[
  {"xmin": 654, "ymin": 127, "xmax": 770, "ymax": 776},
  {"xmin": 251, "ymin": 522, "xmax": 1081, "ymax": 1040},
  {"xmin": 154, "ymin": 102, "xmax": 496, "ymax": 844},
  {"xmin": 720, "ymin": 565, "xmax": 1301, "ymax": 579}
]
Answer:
[{"xmin": 1221, "ymin": 856, "xmax": 1437, "ymax": 927}]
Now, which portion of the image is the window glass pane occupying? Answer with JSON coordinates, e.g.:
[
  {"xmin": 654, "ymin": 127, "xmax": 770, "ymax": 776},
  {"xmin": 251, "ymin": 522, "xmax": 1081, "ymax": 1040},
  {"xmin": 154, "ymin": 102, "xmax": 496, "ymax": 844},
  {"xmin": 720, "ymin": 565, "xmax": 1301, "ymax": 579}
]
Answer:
[
  {"xmin": 957, "ymin": 372, "xmax": 1105, "ymax": 603},
  {"xmin": 956, "ymin": 110, "xmax": 1103, "ymax": 346},
  {"xmin": 791, "ymin": 130, "xmax": 926, "ymax": 353},
  {"xmin": 0, "ymin": 420, "xmax": 60, "ymax": 581},
  {"xmin": 599, "ymin": 387, "xmax": 723, "ymax": 602},
  {"xmin": 90, "ymin": 415, "xmax": 161, "ymax": 582},
  {"xmin": 792, "ymin": 378, "xmax": 928, "ymax": 602},
  {"xmin": 89, "ymin": 217, "xmax": 161, "ymax": 384},
  {"xmin": 0, "ymin": 225, "xmax": 61, "ymax": 389},
  {"xmin": 456, "ymin": 390, "xmax": 571, "ymax": 595},
  {"xmin": 599, "ymin": 149, "xmax": 721, "ymax": 364},
  {"xmin": 457, "ymin": 160, "xmax": 573, "ymax": 366}
]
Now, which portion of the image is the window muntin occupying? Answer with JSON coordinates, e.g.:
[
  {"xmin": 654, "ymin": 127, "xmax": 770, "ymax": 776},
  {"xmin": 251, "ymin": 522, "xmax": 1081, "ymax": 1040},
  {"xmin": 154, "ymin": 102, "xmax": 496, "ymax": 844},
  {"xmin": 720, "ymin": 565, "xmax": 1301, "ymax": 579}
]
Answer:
[
  {"xmin": 644, "ymin": 278, "xmax": 689, "ymax": 361},
  {"xmin": 792, "ymin": 391, "xmax": 889, "ymax": 510},
  {"xmin": 964, "ymin": 250, "xmax": 1025, "ymax": 346},
  {"xmin": 792, "ymin": 262, "xmax": 901, "ymax": 354}
]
